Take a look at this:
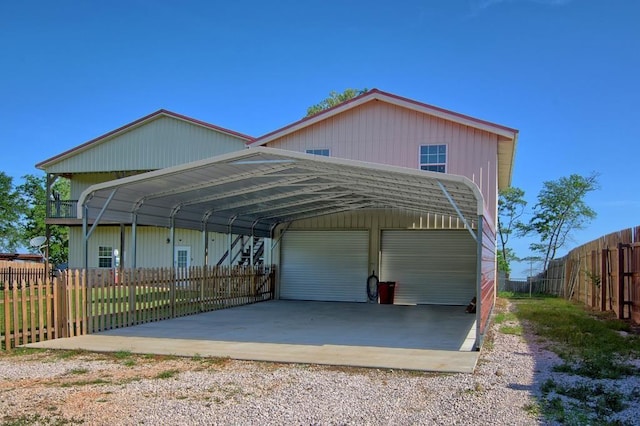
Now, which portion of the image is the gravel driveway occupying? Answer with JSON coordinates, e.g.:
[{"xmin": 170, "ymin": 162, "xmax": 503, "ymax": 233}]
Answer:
[{"xmin": 0, "ymin": 301, "xmax": 636, "ymax": 425}]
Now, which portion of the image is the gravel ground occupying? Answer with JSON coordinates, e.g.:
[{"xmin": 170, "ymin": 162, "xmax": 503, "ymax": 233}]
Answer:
[{"xmin": 0, "ymin": 302, "xmax": 638, "ymax": 425}]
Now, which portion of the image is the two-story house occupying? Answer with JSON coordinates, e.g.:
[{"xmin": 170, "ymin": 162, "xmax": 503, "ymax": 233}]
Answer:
[{"xmin": 37, "ymin": 89, "xmax": 518, "ymax": 346}]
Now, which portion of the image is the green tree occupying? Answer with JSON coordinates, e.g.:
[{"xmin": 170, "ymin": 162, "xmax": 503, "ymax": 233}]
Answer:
[
  {"xmin": 497, "ymin": 187, "xmax": 526, "ymax": 275},
  {"xmin": 17, "ymin": 174, "xmax": 69, "ymax": 265},
  {"xmin": 524, "ymin": 173, "xmax": 599, "ymax": 270},
  {"xmin": 306, "ymin": 88, "xmax": 368, "ymax": 117},
  {"xmin": 0, "ymin": 171, "xmax": 25, "ymax": 251}
]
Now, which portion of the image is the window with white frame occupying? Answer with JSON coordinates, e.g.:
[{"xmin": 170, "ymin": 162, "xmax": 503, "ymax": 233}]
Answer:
[
  {"xmin": 419, "ymin": 144, "xmax": 447, "ymax": 173},
  {"xmin": 305, "ymin": 148, "xmax": 330, "ymax": 156},
  {"xmin": 98, "ymin": 246, "xmax": 113, "ymax": 268}
]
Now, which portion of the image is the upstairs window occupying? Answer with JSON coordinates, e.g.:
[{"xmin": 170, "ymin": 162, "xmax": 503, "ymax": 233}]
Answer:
[
  {"xmin": 306, "ymin": 148, "xmax": 330, "ymax": 156},
  {"xmin": 420, "ymin": 144, "xmax": 447, "ymax": 173},
  {"xmin": 98, "ymin": 246, "xmax": 113, "ymax": 268}
]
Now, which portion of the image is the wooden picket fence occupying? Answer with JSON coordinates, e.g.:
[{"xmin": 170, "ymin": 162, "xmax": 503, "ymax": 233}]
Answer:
[{"xmin": 1, "ymin": 265, "xmax": 275, "ymax": 350}]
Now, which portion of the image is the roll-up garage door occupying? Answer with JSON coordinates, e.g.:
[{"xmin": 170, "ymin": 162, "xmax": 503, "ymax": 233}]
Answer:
[
  {"xmin": 380, "ymin": 230, "xmax": 476, "ymax": 305},
  {"xmin": 280, "ymin": 231, "xmax": 369, "ymax": 302}
]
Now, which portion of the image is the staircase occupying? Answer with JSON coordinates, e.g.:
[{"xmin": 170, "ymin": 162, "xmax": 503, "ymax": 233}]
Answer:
[{"xmin": 216, "ymin": 236, "xmax": 265, "ymax": 266}]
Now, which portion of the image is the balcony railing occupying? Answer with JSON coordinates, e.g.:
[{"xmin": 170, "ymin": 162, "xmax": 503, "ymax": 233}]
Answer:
[{"xmin": 47, "ymin": 199, "xmax": 78, "ymax": 219}]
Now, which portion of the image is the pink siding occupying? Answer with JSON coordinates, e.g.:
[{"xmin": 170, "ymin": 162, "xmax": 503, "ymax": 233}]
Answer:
[
  {"xmin": 264, "ymin": 101, "xmax": 499, "ymax": 223},
  {"xmin": 479, "ymin": 216, "xmax": 497, "ymax": 336}
]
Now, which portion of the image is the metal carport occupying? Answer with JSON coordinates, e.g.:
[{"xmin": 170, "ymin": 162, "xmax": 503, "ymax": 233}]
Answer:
[{"xmin": 78, "ymin": 147, "xmax": 491, "ymax": 346}]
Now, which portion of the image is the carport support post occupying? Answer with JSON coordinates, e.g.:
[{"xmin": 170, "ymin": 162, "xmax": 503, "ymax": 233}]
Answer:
[
  {"xmin": 131, "ymin": 214, "xmax": 137, "ymax": 268},
  {"xmin": 475, "ymin": 216, "xmax": 483, "ymax": 349},
  {"xmin": 170, "ymin": 217, "xmax": 176, "ymax": 318},
  {"xmin": 82, "ymin": 206, "xmax": 91, "ymax": 334},
  {"xmin": 227, "ymin": 232, "xmax": 232, "ymax": 300},
  {"xmin": 201, "ymin": 222, "xmax": 208, "ymax": 311}
]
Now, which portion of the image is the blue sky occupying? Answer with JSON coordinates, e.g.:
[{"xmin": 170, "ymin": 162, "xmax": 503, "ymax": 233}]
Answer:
[{"xmin": 1, "ymin": 0, "xmax": 638, "ymax": 275}]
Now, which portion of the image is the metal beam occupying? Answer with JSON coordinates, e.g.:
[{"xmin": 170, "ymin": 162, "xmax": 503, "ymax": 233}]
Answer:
[
  {"xmin": 84, "ymin": 188, "xmax": 118, "ymax": 239},
  {"xmin": 437, "ymin": 181, "xmax": 477, "ymax": 242}
]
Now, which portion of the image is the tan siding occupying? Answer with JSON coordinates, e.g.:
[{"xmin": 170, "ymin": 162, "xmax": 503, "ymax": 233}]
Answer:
[
  {"xmin": 266, "ymin": 101, "xmax": 499, "ymax": 222},
  {"xmin": 70, "ymin": 173, "xmax": 118, "ymax": 199},
  {"xmin": 47, "ymin": 116, "xmax": 247, "ymax": 174},
  {"xmin": 68, "ymin": 226, "xmax": 232, "ymax": 269}
]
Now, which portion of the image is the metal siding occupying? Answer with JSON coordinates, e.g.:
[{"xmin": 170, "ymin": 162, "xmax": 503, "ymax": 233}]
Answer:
[
  {"xmin": 46, "ymin": 116, "xmax": 247, "ymax": 174},
  {"xmin": 280, "ymin": 231, "xmax": 369, "ymax": 302},
  {"xmin": 265, "ymin": 101, "xmax": 498, "ymax": 223},
  {"xmin": 287, "ymin": 209, "xmax": 470, "ymax": 231},
  {"xmin": 67, "ymin": 226, "xmax": 231, "ymax": 269},
  {"xmin": 380, "ymin": 230, "xmax": 477, "ymax": 305},
  {"xmin": 70, "ymin": 173, "xmax": 118, "ymax": 200}
]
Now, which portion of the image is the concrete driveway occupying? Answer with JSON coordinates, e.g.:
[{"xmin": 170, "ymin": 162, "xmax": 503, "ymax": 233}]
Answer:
[{"xmin": 27, "ymin": 300, "xmax": 480, "ymax": 373}]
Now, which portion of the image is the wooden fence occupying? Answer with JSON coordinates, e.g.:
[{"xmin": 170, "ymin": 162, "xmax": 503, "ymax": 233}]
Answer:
[
  {"xmin": 539, "ymin": 226, "xmax": 640, "ymax": 324},
  {"xmin": 0, "ymin": 261, "xmax": 45, "ymax": 270},
  {"xmin": 1, "ymin": 265, "xmax": 275, "ymax": 350}
]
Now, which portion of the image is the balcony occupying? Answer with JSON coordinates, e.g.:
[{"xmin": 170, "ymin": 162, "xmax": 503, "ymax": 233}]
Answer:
[{"xmin": 47, "ymin": 199, "xmax": 78, "ymax": 219}]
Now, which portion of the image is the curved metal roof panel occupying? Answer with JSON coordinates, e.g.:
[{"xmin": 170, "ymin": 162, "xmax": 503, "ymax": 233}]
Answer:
[{"xmin": 78, "ymin": 147, "xmax": 484, "ymax": 237}]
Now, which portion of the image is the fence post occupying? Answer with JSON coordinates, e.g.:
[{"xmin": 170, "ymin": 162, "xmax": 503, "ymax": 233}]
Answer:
[
  {"xmin": 170, "ymin": 268, "xmax": 176, "ymax": 318},
  {"xmin": 591, "ymin": 250, "xmax": 597, "ymax": 307},
  {"xmin": 618, "ymin": 243, "xmax": 625, "ymax": 319},
  {"xmin": 3, "ymin": 283, "xmax": 11, "ymax": 350},
  {"xmin": 128, "ymin": 269, "xmax": 136, "ymax": 326},
  {"xmin": 601, "ymin": 249, "xmax": 608, "ymax": 311}
]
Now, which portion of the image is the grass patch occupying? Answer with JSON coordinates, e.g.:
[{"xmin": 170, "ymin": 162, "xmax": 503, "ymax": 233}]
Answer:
[
  {"xmin": 508, "ymin": 297, "xmax": 640, "ymax": 379},
  {"xmin": 155, "ymin": 369, "xmax": 180, "ymax": 379},
  {"xmin": 1, "ymin": 413, "xmax": 83, "ymax": 426},
  {"xmin": 60, "ymin": 378, "xmax": 111, "ymax": 387},
  {"xmin": 68, "ymin": 368, "xmax": 89, "ymax": 375},
  {"xmin": 501, "ymin": 295, "xmax": 640, "ymax": 425},
  {"xmin": 122, "ymin": 358, "xmax": 136, "ymax": 367},
  {"xmin": 493, "ymin": 311, "xmax": 517, "ymax": 324},
  {"xmin": 113, "ymin": 350, "xmax": 132, "ymax": 359},
  {"xmin": 2, "ymin": 347, "xmax": 46, "ymax": 357},
  {"xmin": 56, "ymin": 350, "xmax": 87, "ymax": 360},
  {"xmin": 540, "ymin": 379, "xmax": 627, "ymax": 423},
  {"xmin": 499, "ymin": 324, "xmax": 523, "ymax": 335}
]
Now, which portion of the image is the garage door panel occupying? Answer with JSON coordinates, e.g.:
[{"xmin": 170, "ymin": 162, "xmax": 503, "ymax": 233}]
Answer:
[
  {"xmin": 381, "ymin": 230, "xmax": 476, "ymax": 305},
  {"xmin": 281, "ymin": 231, "xmax": 368, "ymax": 302}
]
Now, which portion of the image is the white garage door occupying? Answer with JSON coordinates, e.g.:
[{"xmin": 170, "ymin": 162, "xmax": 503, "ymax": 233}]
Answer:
[
  {"xmin": 280, "ymin": 231, "xmax": 369, "ymax": 302},
  {"xmin": 380, "ymin": 230, "xmax": 476, "ymax": 305}
]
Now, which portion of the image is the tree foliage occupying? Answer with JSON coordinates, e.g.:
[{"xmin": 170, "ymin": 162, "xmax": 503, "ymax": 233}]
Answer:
[
  {"xmin": 17, "ymin": 174, "xmax": 69, "ymax": 265},
  {"xmin": 0, "ymin": 171, "xmax": 25, "ymax": 251},
  {"xmin": 306, "ymin": 88, "xmax": 368, "ymax": 117},
  {"xmin": 523, "ymin": 173, "xmax": 599, "ymax": 270},
  {"xmin": 497, "ymin": 187, "xmax": 526, "ymax": 274}
]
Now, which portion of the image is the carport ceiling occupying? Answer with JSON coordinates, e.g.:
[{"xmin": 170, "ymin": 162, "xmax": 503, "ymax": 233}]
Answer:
[{"xmin": 79, "ymin": 148, "xmax": 483, "ymax": 237}]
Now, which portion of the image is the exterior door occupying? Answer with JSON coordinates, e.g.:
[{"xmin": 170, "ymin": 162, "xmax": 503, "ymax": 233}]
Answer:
[
  {"xmin": 174, "ymin": 246, "xmax": 191, "ymax": 282},
  {"xmin": 380, "ymin": 230, "xmax": 476, "ymax": 305},
  {"xmin": 280, "ymin": 231, "xmax": 369, "ymax": 302}
]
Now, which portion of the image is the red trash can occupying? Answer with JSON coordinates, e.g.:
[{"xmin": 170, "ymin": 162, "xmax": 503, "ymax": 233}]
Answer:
[{"xmin": 378, "ymin": 281, "xmax": 396, "ymax": 304}]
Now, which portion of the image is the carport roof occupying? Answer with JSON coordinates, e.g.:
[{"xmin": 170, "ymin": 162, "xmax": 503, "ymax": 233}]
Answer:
[{"xmin": 79, "ymin": 147, "xmax": 484, "ymax": 238}]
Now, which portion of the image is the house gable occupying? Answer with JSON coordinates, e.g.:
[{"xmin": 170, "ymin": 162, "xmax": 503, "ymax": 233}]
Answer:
[
  {"xmin": 251, "ymin": 89, "xmax": 518, "ymax": 190},
  {"xmin": 37, "ymin": 111, "xmax": 253, "ymax": 174},
  {"xmin": 252, "ymin": 100, "xmax": 505, "ymax": 221}
]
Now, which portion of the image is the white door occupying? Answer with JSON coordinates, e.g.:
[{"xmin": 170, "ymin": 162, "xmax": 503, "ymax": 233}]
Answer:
[
  {"xmin": 280, "ymin": 231, "xmax": 369, "ymax": 302},
  {"xmin": 174, "ymin": 246, "xmax": 191, "ymax": 281},
  {"xmin": 380, "ymin": 230, "xmax": 476, "ymax": 305}
]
